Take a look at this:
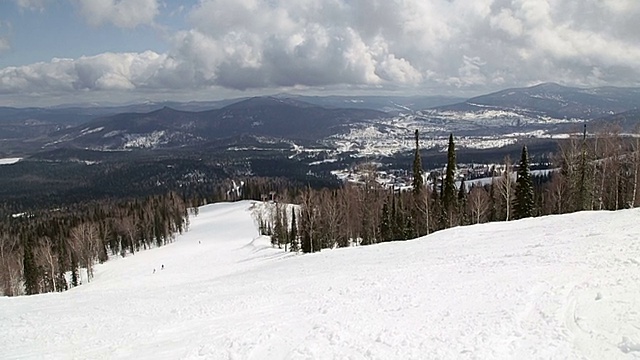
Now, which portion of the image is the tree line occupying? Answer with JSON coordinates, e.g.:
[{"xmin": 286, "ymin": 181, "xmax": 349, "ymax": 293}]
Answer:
[
  {"xmin": 5, "ymin": 125, "xmax": 637, "ymax": 295},
  {"xmin": 264, "ymin": 126, "xmax": 640, "ymax": 253},
  {"xmin": 0, "ymin": 192, "xmax": 189, "ymax": 296},
  {"xmin": 0, "ymin": 175, "xmax": 320, "ymax": 297}
]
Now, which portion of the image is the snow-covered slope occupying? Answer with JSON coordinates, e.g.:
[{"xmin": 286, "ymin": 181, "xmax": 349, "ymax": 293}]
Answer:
[{"xmin": 1, "ymin": 201, "xmax": 639, "ymax": 359}]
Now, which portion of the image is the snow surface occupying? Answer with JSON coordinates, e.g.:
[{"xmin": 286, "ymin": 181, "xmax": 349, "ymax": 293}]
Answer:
[
  {"xmin": 0, "ymin": 157, "xmax": 21, "ymax": 165},
  {"xmin": 1, "ymin": 201, "xmax": 640, "ymax": 359}
]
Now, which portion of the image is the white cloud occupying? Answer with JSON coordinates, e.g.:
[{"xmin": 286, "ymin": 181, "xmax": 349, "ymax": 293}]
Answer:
[
  {"xmin": 490, "ymin": 9, "xmax": 524, "ymax": 38},
  {"xmin": 2, "ymin": 0, "xmax": 640, "ymax": 105},
  {"xmin": 14, "ymin": 0, "xmax": 49, "ymax": 12},
  {"xmin": 0, "ymin": 51, "xmax": 170, "ymax": 94},
  {"xmin": 72, "ymin": 0, "xmax": 159, "ymax": 28}
]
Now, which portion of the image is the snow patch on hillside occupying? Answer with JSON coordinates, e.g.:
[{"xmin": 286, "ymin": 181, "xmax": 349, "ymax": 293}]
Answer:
[
  {"xmin": 123, "ymin": 131, "xmax": 167, "ymax": 149},
  {"xmin": 0, "ymin": 157, "xmax": 21, "ymax": 165}
]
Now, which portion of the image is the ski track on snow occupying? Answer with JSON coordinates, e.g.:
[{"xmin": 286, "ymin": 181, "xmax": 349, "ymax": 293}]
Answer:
[{"xmin": 1, "ymin": 201, "xmax": 640, "ymax": 359}]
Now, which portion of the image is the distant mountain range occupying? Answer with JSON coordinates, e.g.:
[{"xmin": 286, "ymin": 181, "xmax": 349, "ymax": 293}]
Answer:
[
  {"xmin": 46, "ymin": 97, "xmax": 386, "ymax": 150},
  {"xmin": 438, "ymin": 82, "xmax": 640, "ymax": 119},
  {"xmin": 1, "ymin": 83, "xmax": 640, "ymax": 156}
]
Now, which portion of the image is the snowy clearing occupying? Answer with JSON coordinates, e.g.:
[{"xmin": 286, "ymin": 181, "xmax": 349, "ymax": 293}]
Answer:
[
  {"xmin": 0, "ymin": 157, "xmax": 21, "ymax": 165},
  {"xmin": 1, "ymin": 201, "xmax": 639, "ymax": 359}
]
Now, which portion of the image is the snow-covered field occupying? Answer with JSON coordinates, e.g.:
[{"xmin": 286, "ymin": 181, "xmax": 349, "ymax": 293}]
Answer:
[{"xmin": 1, "ymin": 201, "xmax": 640, "ymax": 359}]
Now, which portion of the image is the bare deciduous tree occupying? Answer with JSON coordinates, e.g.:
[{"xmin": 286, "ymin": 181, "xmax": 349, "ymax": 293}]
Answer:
[
  {"xmin": 35, "ymin": 237, "xmax": 58, "ymax": 292},
  {"xmin": 496, "ymin": 156, "xmax": 514, "ymax": 221},
  {"xmin": 70, "ymin": 222, "xmax": 100, "ymax": 282},
  {"xmin": 0, "ymin": 234, "xmax": 22, "ymax": 296},
  {"xmin": 468, "ymin": 185, "xmax": 490, "ymax": 224}
]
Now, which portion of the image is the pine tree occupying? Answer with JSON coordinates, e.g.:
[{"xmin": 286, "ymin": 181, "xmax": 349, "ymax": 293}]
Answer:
[
  {"xmin": 576, "ymin": 124, "xmax": 593, "ymax": 211},
  {"xmin": 442, "ymin": 133, "xmax": 458, "ymax": 226},
  {"xmin": 70, "ymin": 254, "xmax": 79, "ymax": 287},
  {"xmin": 379, "ymin": 199, "xmax": 392, "ymax": 241},
  {"xmin": 289, "ymin": 210, "xmax": 298, "ymax": 252},
  {"xmin": 280, "ymin": 207, "xmax": 289, "ymax": 251},
  {"xmin": 272, "ymin": 205, "xmax": 284, "ymax": 248},
  {"xmin": 22, "ymin": 238, "xmax": 39, "ymax": 295},
  {"xmin": 412, "ymin": 129, "xmax": 424, "ymax": 196},
  {"xmin": 457, "ymin": 178, "xmax": 468, "ymax": 225},
  {"xmin": 488, "ymin": 167, "xmax": 498, "ymax": 221},
  {"xmin": 391, "ymin": 195, "xmax": 403, "ymax": 239},
  {"xmin": 514, "ymin": 145, "xmax": 534, "ymax": 219}
]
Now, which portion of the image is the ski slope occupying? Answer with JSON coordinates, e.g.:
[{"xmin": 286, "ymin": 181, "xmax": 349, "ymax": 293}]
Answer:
[{"xmin": 1, "ymin": 201, "xmax": 640, "ymax": 359}]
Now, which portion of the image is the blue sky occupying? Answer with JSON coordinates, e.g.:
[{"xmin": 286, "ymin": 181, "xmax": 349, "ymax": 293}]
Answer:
[
  {"xmin": 0, "ymin": 1, "xmax": 199, "ymax": 67},
  {"xmin": 1, "ymin": 0, "xmax": 640, "ymax": 107}
]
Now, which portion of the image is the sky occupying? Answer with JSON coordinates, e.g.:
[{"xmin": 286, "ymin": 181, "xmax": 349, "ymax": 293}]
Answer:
[{"xmin": 1, "ymin": 0, "xmax": 640, "ymax": 107}]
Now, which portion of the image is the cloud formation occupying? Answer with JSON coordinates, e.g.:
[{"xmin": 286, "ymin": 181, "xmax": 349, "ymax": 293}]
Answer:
[
  {"xmin": 0, "ymin": 51, "xmax": 170, "ymax": 94},
  {"xmin": 14, "ymin": 0, "xmax": 49, "ymax": 12},
  {"xmin": 72, "ymin": 0, "xmax": 159, "ymax": 28},
  {"xmin": 2, "ymin": 0, "xmax": 640, "ymax": 105}
]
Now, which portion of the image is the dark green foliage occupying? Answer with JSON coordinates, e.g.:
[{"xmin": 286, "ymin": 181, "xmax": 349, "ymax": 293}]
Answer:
[
  {"xmin": 1, "ymin": 191, "xmax": 191, "ymax": 296},
  {"xmin": 576, "ymin": 125, "xmax": 593, "ymax": 211},
  {"xmin": 22, "ymin": 239, "xmax": 39, "ymax": 295},
  {"xmin": 458, "ymin": 178, "xmax": 468, "ymax": 225},
  {"xmin": 300, "ymin": 224, "xmax": 312, "ymax": 254},
  {"xmin": 488, "ymin": 168, "xmax": 498, "ymax": 222},
  {"xmin": 379, "ymin": 200, "xmax": 392, "ymax": 242},
  {"xmin": 391, "ymin": 195, "xmax": 403, "ymax": 240},
  {"xmin": 272, "ymin": 207, "xmax": 284, "ymax": 248},
  {"xmin": 442, "ymin": 133, "xmax": 458, "ymax": 225},
  {"xmin": 412, "ymin": 129, "xmax": 424, "ymax": 196},
  {"xmin": 289, "ymin": 210, "xmax": 298, "ymax": 252},
  {"xmin": 70, "ymin": 255, "xmax": 79, "ymax": 288},
  {"xmin": 514, "ymin": 145, "xmax": 534, "ymax": 219}
]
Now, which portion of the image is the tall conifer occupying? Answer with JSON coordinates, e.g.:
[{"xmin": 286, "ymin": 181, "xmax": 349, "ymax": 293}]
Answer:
[
  {"xmin": 22, "ymin": 238, "xmax": 39, "ymax": 295},
  {"xmin": 514, "ymin": 145, "xmax": 534, "ymax": 219},
  {"xmin": 289, "ymin": 210, "xmax": 298, "ymax": 252},
  {"xmin": 442, "ymin": 133, "xmax": 457, "ymax": 225},
  {"xmin": 412, "ymin": 129, "xmax": 424, "ymax": 196}
]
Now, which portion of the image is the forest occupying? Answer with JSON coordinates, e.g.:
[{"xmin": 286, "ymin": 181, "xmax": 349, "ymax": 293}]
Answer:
[
  {"xmin": 263, "ymin": 126, "xmax": 640, "ymax": 255},
  {"xmin": 2, "ymin": 125, "xmax": 639, "ymax": 296}
]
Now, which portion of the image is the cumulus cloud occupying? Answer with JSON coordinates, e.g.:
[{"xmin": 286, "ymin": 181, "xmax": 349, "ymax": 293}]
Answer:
[
  {"xmin": 0, "ymin": 51, "xmax": 170, "ymax": 94},
  {"xmin": 167, "ymin": 0, "xmax": 640, "ymax": 91},
  {"xmin": 2, "ymin": 0, "xmax": 640, "ymax": 104},
  {"xmin": 72, "ymin": 0, "xmax": 159, "ymax": 28}
]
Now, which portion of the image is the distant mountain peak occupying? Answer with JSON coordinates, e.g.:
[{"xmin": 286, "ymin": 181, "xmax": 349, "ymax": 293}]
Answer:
[
  {"xmin": 223, "ymin": 96, "xmax": 315, "ymax": 110},
  {"xmin": 529, "ymin": 82, "xmax": 566, "ymax": 91}
]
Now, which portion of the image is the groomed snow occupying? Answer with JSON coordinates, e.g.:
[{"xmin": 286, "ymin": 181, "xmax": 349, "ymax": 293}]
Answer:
[{"xmin": 1, "ymin": 201, "xmax": 639, "ymax": 359}]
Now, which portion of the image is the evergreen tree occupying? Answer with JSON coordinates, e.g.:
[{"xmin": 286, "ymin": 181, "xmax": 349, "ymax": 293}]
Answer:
[
  {"xmin": 391, "ymin": 195, "xmax": 403, "ymax": 240},
  {"xmin": 289, "ymin": 210, "xmax": 298, "ymax": 252},
  {"xmin": 488, "ymin": 168, "xmax": 498, "ymax": 222},
  {"xmin": 430, "ymin": 184, "xmax": 444, "ymax": 231},
  {"xmin": 22, "ymin": 238, "xmax": 39, "ymax": 295},
  {"xmin": 379, "ymin": 200, "xmax": 392, "ymax": 241},
  {"xmin": 457, "ymin": 178, "xmax": 468, "ymax": 225},
  {"xmin": 412, "ymin": 129, "xmax": 424, "ymax": 196},
  {"xmin": 576, "ymin": 124, "xmax": 593, "ymax": 211},
  {"xmin": 272, "ymin": 205, "xmax": 284, "ymax": 248},
  {"xmin": 70, "ymin": 254, "xmax": 79, "ymax": 287},
  {"xmin": 514, "ymin": 145, "xmax": 534, "ymax": 219},
  {"xmin": 280, "ymin": 207, "xmax": 289, "ymax": 251},
  {"xmin": 442, "ymin": 133, "xmax": 458, "ymax": 225}
]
